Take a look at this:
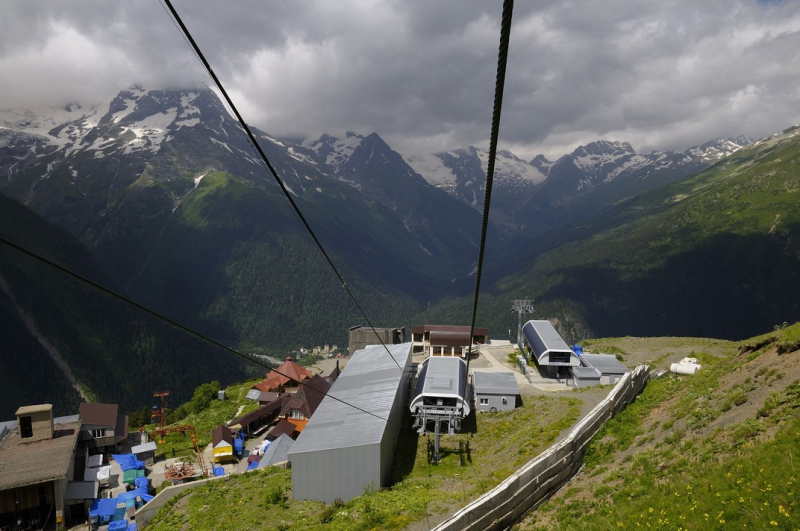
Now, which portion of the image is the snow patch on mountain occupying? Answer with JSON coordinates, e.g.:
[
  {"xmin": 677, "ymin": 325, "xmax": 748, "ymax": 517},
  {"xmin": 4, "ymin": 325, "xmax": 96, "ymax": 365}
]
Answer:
[
  {"xmin": 175, "ymin": 117, "xmax": 200, "ymax": 128},
  {"xmin": 210, "ymin": 137, "xmax": 233, "ymax": 153},
  {"xmin": 474, "ymin": 148, "xmax": 546, "ymax": 184},
  {"xmin": 302, "ymin": 132, "xmax": 364, "ymax": 174},
  {"xmin": 121, "ymin": 107, "xmax": 178, "ymax": 154},
  {"xmin": 404, "ymin": 153, "xmax": 456, "ymax": 186},
  {"xmin": 111, "ymin": 97, "xmax": 137, "ymax": 124},
  {"xmin": 179, "ymin": 93, "xmax": 201, "ymax": 117}
]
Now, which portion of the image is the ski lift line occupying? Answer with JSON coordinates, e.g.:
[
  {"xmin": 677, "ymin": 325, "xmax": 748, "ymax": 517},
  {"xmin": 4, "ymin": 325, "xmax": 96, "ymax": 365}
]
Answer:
[
  {"xmin": 161, "ymin": 0, "xmax": 403, "ymax": 374},
  {"xmin": 0, "ymin": 235, "xmax": 412, "ymax": 429},
  {"xmin": 463, "ymin": 0, "xmax": 515, "ymax": 398}
]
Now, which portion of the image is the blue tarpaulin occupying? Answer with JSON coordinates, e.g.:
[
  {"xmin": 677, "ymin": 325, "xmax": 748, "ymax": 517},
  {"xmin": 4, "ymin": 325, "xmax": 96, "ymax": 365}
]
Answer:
[
  {"xmin": 108, "ymin": 519, "xmax": 128, "ymax": 530},
  {"xmin": 213, "ymin": 466, "xmax": 225, "ymax": 476},
  {"xmin": 118, "ymin": 486, "xmax": 150, "ymax": 504},
  {"xmin": 134, "ymin": 477, "xmax": 149, "ymax": 490},
  {"xmin": 234, "ymin": 438, "xmax": 244, "ymax": 454},
  {"xmin": 246, "ymin": 460, "xmax": 259, "ymax": 471},
  {"xmin": 112, "ymin": 454, "xmax": 145, "ymax": 471},
  {"xmin": 89, "ymin": 498, "xmax": 117, "ymax": 518},
  {"xmin": 127, "ymin": 524, "xmax": 138, "ymax": 531}
]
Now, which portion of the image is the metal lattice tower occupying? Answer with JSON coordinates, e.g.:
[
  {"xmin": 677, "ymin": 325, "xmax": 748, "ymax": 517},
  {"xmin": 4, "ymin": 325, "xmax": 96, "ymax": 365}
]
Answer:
[{"xmin": 511, "ymin": 299, "xmax": 535, "ymax": 346}]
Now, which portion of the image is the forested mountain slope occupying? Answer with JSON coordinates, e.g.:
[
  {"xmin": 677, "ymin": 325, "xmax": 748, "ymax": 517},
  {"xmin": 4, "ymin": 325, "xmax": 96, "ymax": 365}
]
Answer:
[{"xmin": 0, "ymin": 192, "xmax": 253, "ymax": 419}]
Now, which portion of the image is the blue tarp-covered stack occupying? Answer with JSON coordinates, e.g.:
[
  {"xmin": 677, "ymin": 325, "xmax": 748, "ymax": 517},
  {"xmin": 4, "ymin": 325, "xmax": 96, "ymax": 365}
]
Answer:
[
  {"xmin": 89, "ymin": 498, "xmax": 117, "ymax": 522},
  {"xmin": 112, "ymin": 454, "xmax": 145, "ymax": 471}
]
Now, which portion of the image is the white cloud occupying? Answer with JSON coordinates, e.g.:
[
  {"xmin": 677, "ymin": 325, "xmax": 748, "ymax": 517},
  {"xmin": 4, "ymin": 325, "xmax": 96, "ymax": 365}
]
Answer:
[{"xmin": 1, "ymin": 0, "xmax": 799, "ymax": 161}]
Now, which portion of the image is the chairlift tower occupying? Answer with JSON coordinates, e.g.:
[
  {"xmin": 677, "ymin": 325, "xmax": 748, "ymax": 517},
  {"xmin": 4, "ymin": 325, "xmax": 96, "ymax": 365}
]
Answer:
[
  {"xmin": 152, "ymin": 390, "xmax": 170, "ymax": 429},
  {"xmin": 511, "ymin": 299, "xmax": 535, "ymax": 346}
]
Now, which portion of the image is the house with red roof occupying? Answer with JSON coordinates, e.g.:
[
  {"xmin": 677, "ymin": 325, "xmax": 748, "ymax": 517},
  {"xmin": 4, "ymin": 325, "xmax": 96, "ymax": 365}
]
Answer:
[{"xmin": 253, "ymin": 356, "xmax": 314, "ymax": 393}]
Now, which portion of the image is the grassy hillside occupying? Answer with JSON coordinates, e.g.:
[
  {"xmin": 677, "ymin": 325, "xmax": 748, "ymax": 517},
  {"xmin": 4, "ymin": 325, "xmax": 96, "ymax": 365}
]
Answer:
[
  {"xmin": 146, "ymin": 325, "xmax": 800, "ymax": 530},
  {"xmin": 146, "ymin": 388, "xmax": 583, "ymax": 530},
  {"xmin": 518, "ymin": 323, "xmax": 800, "ymax": 529}
]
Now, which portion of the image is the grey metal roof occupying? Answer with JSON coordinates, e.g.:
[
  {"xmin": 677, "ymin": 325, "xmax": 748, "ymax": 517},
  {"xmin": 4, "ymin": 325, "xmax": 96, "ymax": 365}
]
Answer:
[
  {"xmin": 579, "ymin": 353, "xmax": 630, "ymax": 375},
  {"xmin": 522, "ymin": 320, "xmax": 579, "ymax": 366},
  {"xmin": 131, "ymin": 441, "xmax": 157, "ymax": 454},
  {"xmin": 258, "ymin": 433, "xmax": 294, "ymax": 468},
  {"xmin": 55, "ymin": 414, "xmax": 80, "ymax": 425},
  {"xmin": 472, "ymin": 371, "xmax": 520, "ymax": 395},
  {"xmin": 245, "ymin": 389, "xmax": 261, "ymax": 401},
  {"xmin": 288, "ymin": 342, "xmax": 412, "ymax": 455},
  {"xmin": 65, "ymin": 480, "xmax": 98, "ymax": 500},
  {"xmin": 571, "ymin": 367, "xmax": 601, "ymax": 379},
  {"xmin": 416, "ymin": 356, "xmax": 467, "ymax": 399}
]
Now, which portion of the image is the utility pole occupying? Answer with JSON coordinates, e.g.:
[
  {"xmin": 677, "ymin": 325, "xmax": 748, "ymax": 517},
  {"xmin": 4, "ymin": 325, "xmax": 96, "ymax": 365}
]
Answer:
[
  {"xmin": 511, "ymin": 299, "xmax": 535, "ymax": 346},
  {"xmin": 152, "ymin": 390, "xmax": 170, "ymax": 429}
]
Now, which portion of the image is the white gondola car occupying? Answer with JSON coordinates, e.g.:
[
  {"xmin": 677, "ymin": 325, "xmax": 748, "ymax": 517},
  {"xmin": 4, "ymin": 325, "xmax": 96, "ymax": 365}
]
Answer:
[{"xmin": 409, "ymin": 356, "xmax": 470, "ymax": 435}]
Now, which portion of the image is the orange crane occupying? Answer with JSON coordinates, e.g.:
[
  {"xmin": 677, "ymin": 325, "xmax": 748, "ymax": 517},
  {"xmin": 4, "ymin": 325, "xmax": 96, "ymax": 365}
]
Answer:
[{"xmin": 150, "ymin": 425, "xmax": 208, "ymax": 477}]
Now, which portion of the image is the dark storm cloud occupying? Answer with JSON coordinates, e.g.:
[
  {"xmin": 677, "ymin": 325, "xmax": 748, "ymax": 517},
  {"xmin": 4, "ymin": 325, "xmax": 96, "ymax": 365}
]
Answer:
[{"xmin": 1, "ymin": 0, "xmax": 799, "ymax": 160}]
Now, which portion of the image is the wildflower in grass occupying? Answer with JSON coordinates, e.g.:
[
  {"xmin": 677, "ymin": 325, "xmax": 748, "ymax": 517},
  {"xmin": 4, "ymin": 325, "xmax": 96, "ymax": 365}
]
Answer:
[{"xmin": 770, "ymin": 521, "xmax": 778, "ymax": 526}]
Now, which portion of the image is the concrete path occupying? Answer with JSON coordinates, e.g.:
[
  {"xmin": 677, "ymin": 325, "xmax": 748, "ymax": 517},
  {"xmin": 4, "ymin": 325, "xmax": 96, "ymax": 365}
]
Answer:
[{"xmin": 477, "ymin": 341, "xmax": 571, "ymax": 393}]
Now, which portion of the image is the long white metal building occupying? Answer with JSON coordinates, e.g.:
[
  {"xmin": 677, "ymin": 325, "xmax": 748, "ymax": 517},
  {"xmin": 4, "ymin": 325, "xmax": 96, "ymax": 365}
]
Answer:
[
  {"xmin": 287, "ymin": 342, "xmax": 413, "ymax": 503},
  {"xmin": 522, "ymin": 320, "xmax": 580, "ymax": 367}
]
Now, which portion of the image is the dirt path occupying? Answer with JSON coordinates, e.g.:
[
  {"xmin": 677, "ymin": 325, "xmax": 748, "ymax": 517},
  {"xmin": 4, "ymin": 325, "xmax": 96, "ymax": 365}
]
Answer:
[{"xmin": 0, "ymin": 273, "xmax": 90, "ymax": 402}]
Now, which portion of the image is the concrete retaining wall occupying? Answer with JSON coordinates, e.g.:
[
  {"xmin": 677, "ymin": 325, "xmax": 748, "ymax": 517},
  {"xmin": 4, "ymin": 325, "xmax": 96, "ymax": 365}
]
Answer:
[
  {"xmin": 433, "ymin": 364, "xmax": 650, "ymax": 531},
  {"xmin": 135, "ymin": 475, "xmax": 224, "ymax": 526}
]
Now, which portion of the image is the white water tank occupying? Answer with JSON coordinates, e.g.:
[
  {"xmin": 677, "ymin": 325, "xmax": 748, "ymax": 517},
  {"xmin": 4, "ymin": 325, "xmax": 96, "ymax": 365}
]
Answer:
[{"xmin": 670, "ymin": 357, "xmax": 702, "ymax": 375}]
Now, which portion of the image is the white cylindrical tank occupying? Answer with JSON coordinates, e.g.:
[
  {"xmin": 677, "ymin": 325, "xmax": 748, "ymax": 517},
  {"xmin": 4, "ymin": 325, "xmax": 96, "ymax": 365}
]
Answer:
[{"xmin": 670, "ymin": 358, "xmax": 702, "ymax": 375}]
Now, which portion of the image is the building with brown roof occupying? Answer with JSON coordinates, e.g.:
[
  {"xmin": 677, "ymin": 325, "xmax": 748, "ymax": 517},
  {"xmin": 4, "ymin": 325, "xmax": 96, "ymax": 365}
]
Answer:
[
  {"xmin": 348, "ymin": 325, "xmax": 405, "ymax": 354},
  {"xmin": 253, "ymin": 356, "xmax": 314, "ymax": 393},
  {"xmin": 227, "ymin": 395, "xmax": 289, "ymax": 436},
  {"xmin": 411, "ymin": 324, "xmax": 489, "ymax": 357},
  {"xmin": 78, "ymin": 402, "xmax": 128, "ymax": 453},
  {"xmin": 212, "ymin": 424, "xmax": 233, "ymax": 463},
  {"xmin": 0, "ymin": 405, "xmax": 81, "ymax": 529},
  {"xmin": 279, "ymin": 375, "xmax": 331, "ymax": 433}
]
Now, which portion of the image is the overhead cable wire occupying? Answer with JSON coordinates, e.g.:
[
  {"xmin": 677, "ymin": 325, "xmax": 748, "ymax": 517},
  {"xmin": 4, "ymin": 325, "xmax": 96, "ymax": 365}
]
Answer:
[
  {"xmin": 0, "ymin": 235, "xmax": 402, "ymax": 426},
  {"xmin": 161, "ymin": 0, "xmax": 403, "ymax": 373},
  {"xmin": 463, "ymin": 0, "xmax": 515, "ymax": 397}
]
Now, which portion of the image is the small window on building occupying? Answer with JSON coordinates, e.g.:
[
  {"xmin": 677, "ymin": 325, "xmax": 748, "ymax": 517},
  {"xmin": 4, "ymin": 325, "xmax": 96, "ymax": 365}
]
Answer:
[
  {"xmin": 289, "ymin": 409, "xmax": 304, "ymax": 420},
  {"xmin": 20, "ymin": 416, "xmax": 33, "ymax": 438},
  {"xmin": 501, "ymin": 397, "xmax": 508, "ymax": 405},
  {"xmin": 479, "ymin": 398, "xmax": 489, "ymax": 405},
  {"xmin": 92, "ymin": 428, "xmax": 106, "ymax": 438}
]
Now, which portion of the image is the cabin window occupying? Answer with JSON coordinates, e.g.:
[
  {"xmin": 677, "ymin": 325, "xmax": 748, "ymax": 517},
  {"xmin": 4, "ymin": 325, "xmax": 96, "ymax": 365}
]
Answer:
[
  {"xmin": 20, "ymin": 416, "xmax": 33, "ymax": 438},
  {"xmin": 479, "ymin": 398, "xmax": 489, "ymax": 406},
  {"xmin": 92, "ymin": 428, "xmax": 106, "ymax": 438},
  {"xmin": 289, "ymin": 409, "xmax": 304, "ymax": 420},
  {"xmin": 502, "ymin": 397, "xmax": 508, "ymax": 406}
]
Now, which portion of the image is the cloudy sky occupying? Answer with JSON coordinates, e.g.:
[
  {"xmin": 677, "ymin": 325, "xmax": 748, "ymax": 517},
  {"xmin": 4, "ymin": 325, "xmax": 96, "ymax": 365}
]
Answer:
[{"xmin": 1, "ymin": 0, "xmax": 799, "ymax": 160}]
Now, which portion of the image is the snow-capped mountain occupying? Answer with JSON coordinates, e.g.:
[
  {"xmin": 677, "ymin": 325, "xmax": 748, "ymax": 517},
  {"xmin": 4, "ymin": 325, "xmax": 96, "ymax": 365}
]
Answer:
[
  {"xmin": 302, "ymin": 131, "xmax": 490, "ymax": 264},
  {"xmin": 402, "ymin": 146, "xmax": 546, "ymax": 228},
  {"xmin": 514, "ymin": 136, "xmax": 754, "ymax": 233},
  {"xmin": 301, "ymin": 132, "xmax": 364, "ymax": 175},
  {"xmin": 685, "ymin": 136, "xmax": 754, "ymax": 162}
]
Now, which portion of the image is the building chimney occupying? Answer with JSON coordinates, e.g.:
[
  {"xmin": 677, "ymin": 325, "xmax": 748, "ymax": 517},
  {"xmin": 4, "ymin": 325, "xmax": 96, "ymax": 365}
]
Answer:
[{"xmin": 15, "ymin": 404, "xmax": 54, "ymax": 442}]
